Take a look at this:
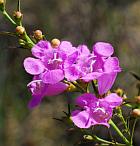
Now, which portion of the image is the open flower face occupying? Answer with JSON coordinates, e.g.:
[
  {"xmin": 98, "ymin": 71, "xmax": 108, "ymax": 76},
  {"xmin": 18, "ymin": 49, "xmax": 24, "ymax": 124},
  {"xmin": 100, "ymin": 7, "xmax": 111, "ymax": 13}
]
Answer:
[
  {"xmin": 24, "ymin": 40, "xmax": 78, "ymax": 84},
  {"xmin": 71, "ymin": 93, "xmax": 122, "ymax": 128}
]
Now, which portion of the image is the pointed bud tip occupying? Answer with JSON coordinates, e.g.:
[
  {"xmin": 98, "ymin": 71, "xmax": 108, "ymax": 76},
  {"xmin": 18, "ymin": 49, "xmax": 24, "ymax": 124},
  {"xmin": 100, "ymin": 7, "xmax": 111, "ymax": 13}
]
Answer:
[
  {"xmin": 33, "ymin": 30, "xmax": 43, "ymax": 40},
  {"xmin": 51, "ymin": 38, "xmax": 60, "ymax": 48},
  {"xmin": 16, "ymin": 26, "xmax": 25, "ymax": 35}
]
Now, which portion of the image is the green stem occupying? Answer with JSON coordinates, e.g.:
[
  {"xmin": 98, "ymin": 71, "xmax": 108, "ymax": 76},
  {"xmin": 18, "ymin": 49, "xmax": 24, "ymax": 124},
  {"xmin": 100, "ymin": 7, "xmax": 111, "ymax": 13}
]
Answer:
[
  {"xmin": 67, "ymin": 103, "xmax": 71, "ymax": 116},
  {"xmin": 109, "ymin": 119, "xmax": 130, "ymax": 145},
  {"xmin": 24, "ymin": 31, "xmax": 34, "ymax": 48},
  {"xmin": 84, "ymin": 134, "xmax": 126, "ymax": 145},
  {"xmin": 130, "ymin": 118, "xmax": 137, "ymax": 145},
  {"xmin": 92, "ymin": 135, "xmax": 125, "ymax": 145},
  {"xmin": 2, "ymin": 10, "xmax": 17, "ymax": 26},
  {"xmin": 0, "ymin": 31, "xmax": 16, "ymax": 37},
  {"xmin": 118, "ymin": 107, "xmax": 131, "ymax": 136},
  {"xmin": 91, "ymin": 80, "xmax": 98, "ymax": 96},
  {"xmin": 2, "ymin": 10, "xmax": 34, "ymax": 48},
  {"xmin": 71, "ymin": 82, "xmax": 86, "ymax": 93}
]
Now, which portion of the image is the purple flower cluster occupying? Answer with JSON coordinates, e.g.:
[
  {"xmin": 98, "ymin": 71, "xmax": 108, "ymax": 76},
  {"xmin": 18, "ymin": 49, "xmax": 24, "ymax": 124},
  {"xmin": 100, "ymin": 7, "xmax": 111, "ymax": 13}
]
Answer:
[{"xmin": 23, "ymin": 40, "xmax": 122, "ymax": 127}]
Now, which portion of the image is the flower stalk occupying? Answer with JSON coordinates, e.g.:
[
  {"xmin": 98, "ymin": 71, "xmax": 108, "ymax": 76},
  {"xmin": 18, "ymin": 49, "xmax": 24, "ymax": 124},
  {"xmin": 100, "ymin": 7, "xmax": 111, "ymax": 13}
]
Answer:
[
  {"xmin": 92, "ymin": 135, "xmax": 126, "ymax": 146},
  {"xmin": 0, "ymin": 3, "xmax": 34, "ymax": 48},
  {"xmin": 109, "ymin": 119, "xmax": 130, "ymax": 145},
  {"xmin": 2, "ymin": 10, "xmax": 17, "ymax": 26},
  {"xmin": 130, "ymin": 118, "xmax": 137, "ymax": 145},
  {"xmin": 117, "ymin": 107, "xmax": 131, "ymax": 136}
]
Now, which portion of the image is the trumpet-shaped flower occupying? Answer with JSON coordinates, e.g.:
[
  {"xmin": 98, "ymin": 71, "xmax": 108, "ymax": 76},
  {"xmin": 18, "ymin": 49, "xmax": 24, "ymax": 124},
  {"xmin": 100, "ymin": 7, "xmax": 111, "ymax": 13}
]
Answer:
[
  {"xmin": 27, "ymin": 76, "xmax": 68, "ymax": 109},
  {"xmin": 92, "ymin": 42, "xmax": 121, "ymax": 95},
  {"xmin": 71, "ymin": 93, "xmax": 122, "ymax": 128}
]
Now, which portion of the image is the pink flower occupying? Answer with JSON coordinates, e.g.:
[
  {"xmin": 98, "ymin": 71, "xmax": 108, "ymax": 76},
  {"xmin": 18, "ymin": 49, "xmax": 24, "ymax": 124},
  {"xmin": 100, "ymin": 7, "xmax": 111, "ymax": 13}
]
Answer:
[
  {"xmin": 71, "ymin": 93, "xmax": 122, "ymax": 128},
  {"xmin": 27, "ymin": 76, "xmax": 68, "ymax": 109}
]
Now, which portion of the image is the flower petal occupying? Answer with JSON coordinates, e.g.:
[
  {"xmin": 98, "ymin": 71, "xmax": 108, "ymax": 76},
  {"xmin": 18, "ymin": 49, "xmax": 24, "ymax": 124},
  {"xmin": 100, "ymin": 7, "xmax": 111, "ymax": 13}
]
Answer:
[
  {"xmin": 41, "ymin": 69, "xmax": 64, "ymax": 84},
  {"xmin": 45, "ymin": 82, "xmax": 68, "ymax": 96},
  {"xmin": 36, "ymin": 40, "xmax": 52, "ymax": 48},
  {"xmin": 93, "ymin": 42, "xmax": 114, "ymax": 57},
  {"xmin": 76, "ymin": 93, "xmax": 97, "ymax": 107},
  {"xmin": 93, "ymin": 57, "xmax": 104, "ymax": 72},
  {"xmin": 32, "ymin": 40, "xmax": 52, "ymax": 58},
  {"xmin": 81, "ymin": 72, "xmax": 102, "ymax": 82},
  {"xmin": 71, "ymin": 110, "xmax": 92, "ymax": 128},
  {"xmin": 23, "ymin": 57, "xmax": 44, "ymax": 75},
  {"xmin": 98, "ymin": 72, "xmax": 117, "ymax": 95},
  {"xmin": 28, "ymin": 95, "xmax": 43, "ymax": 109},
  {"xmin": 64, "ymin": 66, "xmax": 80, "ymax": 81},
  {"xmin": 103, "ymin": 93, "xmax": 123, "ymax": 108},
  {"xmin": 92, "ymin": 102, "xmax": 112, "ymax": 127},
  {"xmin": 104, "ymin": 57, "xmax": 121, "ymax": 73},
  {"xmin": 59, "ymin": 41, "xmax": 76, "ymax": 55},
  {"xmin": 64, "ymin": 51, "xmax": 78, "ymax": 68},
  {"xmin": 77, "ymin": 45, "xmax": 90, "ymax": 56}
]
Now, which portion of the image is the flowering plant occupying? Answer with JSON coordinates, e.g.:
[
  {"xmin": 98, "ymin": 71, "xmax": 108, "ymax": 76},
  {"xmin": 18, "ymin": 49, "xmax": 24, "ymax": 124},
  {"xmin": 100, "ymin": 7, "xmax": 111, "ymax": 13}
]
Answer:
[{"xmin": 1, "ymin": 1, "xmax": 140, "ymax": 145}]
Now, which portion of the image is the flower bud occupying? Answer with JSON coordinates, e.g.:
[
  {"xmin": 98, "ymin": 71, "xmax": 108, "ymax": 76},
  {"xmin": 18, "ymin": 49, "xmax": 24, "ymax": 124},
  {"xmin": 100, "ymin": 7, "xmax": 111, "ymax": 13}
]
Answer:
[
  {"xmin": 114, "ymin": 88, "xmax": 124, "ymax": 96},
  {"xmin": 66, "ymin": 83, "xmax": 77, "ymax": 92},
  {"xmin": 33, "ymin": 30, "xmax": 43, "ymax": 40},
  {"xmin": 0, "ymin": 0, "xmax": 4, "ymax": 4},
  {"xmin": 13, "ymin": 11, "xmax": 23, "ymax": 19},
  {"xmin": 83, "ymin": 135, "xmax": 93, "ymax": 140},
  {"xmin": 51, "ymin": 38, "xmax": 60, "ymax": 48},
  {"xmin": 19, "ymin": 39, "xmax": 26, "ymax": 46},
  {"xmin": 0, "ymin": 0, "xmax": 4, "ymax": 11},
  {"xmin": 16, "ymin": 26, "xmax": 25, "ymax": 35},
  {"xmin": 132, "ymin": 109, "xmax": 140, "ymax": 117},
  {"xmin": 135, "ymin": 96, "xmax": 140, "ymax": 103}
]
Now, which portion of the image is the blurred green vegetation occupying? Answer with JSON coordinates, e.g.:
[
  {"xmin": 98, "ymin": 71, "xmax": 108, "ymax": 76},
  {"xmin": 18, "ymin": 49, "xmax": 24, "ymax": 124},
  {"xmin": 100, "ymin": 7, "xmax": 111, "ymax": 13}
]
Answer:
[{"xmin": 0, "ymin": 0, "xmax": 140, "ymax": 146}]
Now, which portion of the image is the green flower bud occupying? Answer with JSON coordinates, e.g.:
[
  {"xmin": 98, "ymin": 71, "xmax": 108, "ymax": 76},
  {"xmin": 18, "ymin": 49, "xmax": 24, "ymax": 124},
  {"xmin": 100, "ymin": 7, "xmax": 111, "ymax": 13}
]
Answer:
[
  {"xmin": 83, "ymin": 135, "xmax": 93, "ymax": 140},
  {"xmin": 19, "ymin": 39, "xmax": 26, "ymax": 46}
]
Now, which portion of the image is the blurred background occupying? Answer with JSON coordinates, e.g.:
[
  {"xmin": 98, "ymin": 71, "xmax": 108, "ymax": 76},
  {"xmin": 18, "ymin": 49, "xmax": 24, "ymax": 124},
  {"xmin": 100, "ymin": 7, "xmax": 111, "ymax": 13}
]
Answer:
[{"xmin": 0, "ymin": 0, "xmax": 140, "ymax": 146}]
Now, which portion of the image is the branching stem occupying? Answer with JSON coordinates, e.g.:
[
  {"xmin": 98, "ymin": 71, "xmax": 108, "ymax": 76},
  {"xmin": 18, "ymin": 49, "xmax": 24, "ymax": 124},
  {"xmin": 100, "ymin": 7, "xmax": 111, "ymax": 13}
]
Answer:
[
  {"xmin": 109, "ymin": 119, "xmax": 130, "ymax": 145},
  {"xmin": 2, "ymin": 10, "xmax": 17, "ymax": 26}
]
